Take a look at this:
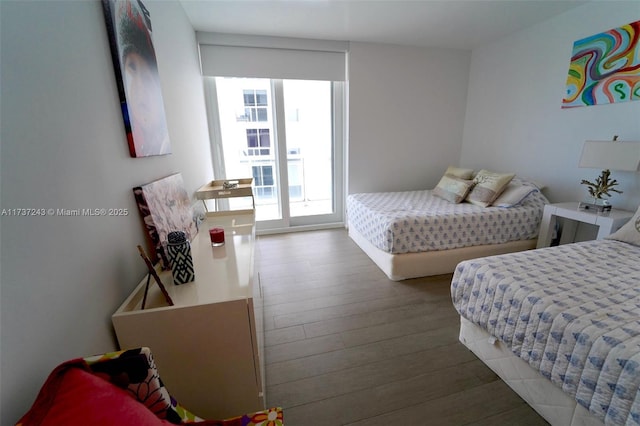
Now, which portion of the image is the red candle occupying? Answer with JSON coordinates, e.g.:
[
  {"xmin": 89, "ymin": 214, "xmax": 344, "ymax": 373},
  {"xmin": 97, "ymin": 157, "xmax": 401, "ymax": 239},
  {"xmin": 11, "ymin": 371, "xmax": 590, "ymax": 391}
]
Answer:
[{"xmin": 209, "ymin": 228, "xmax": 225, "ymax": 246}]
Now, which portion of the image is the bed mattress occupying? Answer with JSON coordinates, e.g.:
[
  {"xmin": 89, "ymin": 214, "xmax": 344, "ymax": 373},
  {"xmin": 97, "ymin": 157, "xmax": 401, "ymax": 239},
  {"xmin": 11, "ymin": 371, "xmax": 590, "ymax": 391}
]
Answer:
[
  {"xmin": 459, "ymin": 316, "xmax": 603, "ymax": 425},
  {"xmin": 451, "ymin": 239, "xmax": 640, "ymax": 425},
  {"xmin": 347, "ymin": 186, "xmax": 547, "ymax": 254}
]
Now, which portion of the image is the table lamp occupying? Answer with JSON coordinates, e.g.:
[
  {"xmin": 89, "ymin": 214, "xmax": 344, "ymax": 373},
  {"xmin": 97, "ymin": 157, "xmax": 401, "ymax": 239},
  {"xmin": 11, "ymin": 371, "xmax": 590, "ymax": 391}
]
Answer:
[{"xmin": 578, "ymin": 138, "xmax": 640, "ymax": 211}]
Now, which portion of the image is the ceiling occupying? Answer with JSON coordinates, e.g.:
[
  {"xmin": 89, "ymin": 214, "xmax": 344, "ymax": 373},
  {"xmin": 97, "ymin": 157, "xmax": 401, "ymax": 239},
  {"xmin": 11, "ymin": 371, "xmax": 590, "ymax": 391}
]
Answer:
[{"xmin": 179, "ymin": 0, "xmax": 589, "ymax": 50}]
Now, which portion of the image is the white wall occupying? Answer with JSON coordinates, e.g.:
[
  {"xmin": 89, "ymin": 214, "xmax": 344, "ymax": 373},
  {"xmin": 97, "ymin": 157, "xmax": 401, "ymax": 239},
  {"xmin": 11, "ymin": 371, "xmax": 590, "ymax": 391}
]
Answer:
[
  {"xmin": 0, "ymin": 1, "xmax": 212, "ymax": 423},
  {"xmin": 461, "ymin": 2, "xmax": 640, "ymax": 211},
  {"xmin": 348, "ymin": 42, "xmax": 471, "ymax": 194}
]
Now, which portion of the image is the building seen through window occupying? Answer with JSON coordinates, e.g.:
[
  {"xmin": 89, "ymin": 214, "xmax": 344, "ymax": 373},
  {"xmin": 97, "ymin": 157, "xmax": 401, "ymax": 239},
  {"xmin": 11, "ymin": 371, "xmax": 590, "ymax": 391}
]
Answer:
[{"xmin": 212, "ymin": 77, "xmax": 335, "ymax": 223}]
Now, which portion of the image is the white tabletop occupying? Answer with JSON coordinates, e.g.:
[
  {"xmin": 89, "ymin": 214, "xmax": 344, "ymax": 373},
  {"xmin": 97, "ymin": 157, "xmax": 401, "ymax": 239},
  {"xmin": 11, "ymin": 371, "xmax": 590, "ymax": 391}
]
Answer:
[{"xmin": 116, "ymin": 212, "xmax": 256, "ymax": 313}]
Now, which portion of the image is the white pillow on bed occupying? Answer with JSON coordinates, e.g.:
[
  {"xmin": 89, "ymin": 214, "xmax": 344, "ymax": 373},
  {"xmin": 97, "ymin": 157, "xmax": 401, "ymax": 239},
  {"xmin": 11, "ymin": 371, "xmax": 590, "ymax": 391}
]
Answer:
[
  {"xmin": 492, "ymin": 183, "xmax": 539, "ymax": 207},
  {"xmin": 606, "ymin": 206, "xmax": 640, "ymax": 246}
]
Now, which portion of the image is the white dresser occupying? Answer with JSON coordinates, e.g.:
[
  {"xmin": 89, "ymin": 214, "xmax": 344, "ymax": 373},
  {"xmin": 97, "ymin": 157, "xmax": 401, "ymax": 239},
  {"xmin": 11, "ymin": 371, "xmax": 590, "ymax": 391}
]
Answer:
[{"xmin": 112, "ymin": 212, "xmax": 264, "ymax": 419}]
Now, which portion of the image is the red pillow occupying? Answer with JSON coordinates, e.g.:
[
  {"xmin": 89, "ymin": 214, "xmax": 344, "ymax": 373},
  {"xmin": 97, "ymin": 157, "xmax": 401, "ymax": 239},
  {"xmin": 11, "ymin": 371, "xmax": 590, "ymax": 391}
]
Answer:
[{"xmin": 24, "ymin": 367, "xmax": 172, "ymax": 426}]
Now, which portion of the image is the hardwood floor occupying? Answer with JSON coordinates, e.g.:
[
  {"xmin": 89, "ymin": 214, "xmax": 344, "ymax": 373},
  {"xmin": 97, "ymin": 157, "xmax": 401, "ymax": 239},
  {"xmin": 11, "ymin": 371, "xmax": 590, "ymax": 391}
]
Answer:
[{"xmin": 256, "ymin": 228, "xmax": 548, "ymax": 426}]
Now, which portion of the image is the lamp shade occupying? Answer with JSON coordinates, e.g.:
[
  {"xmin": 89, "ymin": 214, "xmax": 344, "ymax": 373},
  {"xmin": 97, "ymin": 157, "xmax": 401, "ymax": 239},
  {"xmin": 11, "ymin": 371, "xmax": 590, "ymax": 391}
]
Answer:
[{"xmin": 579, "ymin": 141, "xmax": 640, "ymax": 171}]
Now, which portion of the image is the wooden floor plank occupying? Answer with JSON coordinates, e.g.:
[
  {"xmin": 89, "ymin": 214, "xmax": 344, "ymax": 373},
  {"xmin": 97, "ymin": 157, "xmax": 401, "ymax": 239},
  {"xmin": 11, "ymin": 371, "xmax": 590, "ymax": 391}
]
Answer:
[
  {"xmin": 271, "ymin": 293, "xmax": 430, "ymax": 329},
  {"xmin": 267, "ymin": 343, "xmax": 479, "ymax": 408},
  {"xmin": 343, "ymin": 380, "xmax": 547, "ymax": 426},
  {"xmin": 338, "ymin": 305, "xmax": 458, "ymax": 348},
  {"xmin": 266, "ymin": 322, "xmax": 461, "ymax": 386},
  {"xmin": 281, "ymin": 361, "xmax": 499, "ymax": 426},
  {"xmin": 265, "ymin": 333, "xmax": 345, "ymax": 364},
  {"xmin": 262, "ymin": 278, "xmax": 392, "ymax": 307},
  {"xmin": 302, "ymin": 302, "xmax": 442, "ymax": 339},
  {"xmin": 264, "ymin": 325, "xmax": 307, "ymax": 347},
  {"xmin": 463, "ymin": 404, "xmax": 550, "ymax": 426},
  {"xmin": 263, "ymin": 286, "xmax": 403, "ymax": 318}
]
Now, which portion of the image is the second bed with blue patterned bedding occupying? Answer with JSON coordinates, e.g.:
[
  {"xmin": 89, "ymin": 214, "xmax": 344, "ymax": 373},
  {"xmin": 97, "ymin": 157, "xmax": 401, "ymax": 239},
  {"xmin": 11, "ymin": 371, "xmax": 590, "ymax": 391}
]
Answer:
[
  {"xmin": 451, "ymin": 239, "xmax": 640, "ymax": 425},
  {"xmin": 347, "ymin": 178, "xmax": 548, "ymax": 255}
]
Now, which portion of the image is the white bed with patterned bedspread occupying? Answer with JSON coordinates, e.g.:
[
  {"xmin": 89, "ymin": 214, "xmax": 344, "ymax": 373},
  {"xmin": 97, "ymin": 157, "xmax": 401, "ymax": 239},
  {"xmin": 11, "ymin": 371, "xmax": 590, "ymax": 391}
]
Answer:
[
  {"xmin": 347, "ymin": 175, "xmax": 549, "ymax": 280},
  {"xmin": 451, "ymin": 237, "xmax": 640, "ymax": 425}
]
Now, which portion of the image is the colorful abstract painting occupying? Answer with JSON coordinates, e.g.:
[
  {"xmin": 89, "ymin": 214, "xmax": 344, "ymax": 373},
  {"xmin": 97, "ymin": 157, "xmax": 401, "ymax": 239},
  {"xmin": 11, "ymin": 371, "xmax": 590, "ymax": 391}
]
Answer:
[{"xmin": 562, "ymin": 20, "xmax": 640, "ymax": 108}]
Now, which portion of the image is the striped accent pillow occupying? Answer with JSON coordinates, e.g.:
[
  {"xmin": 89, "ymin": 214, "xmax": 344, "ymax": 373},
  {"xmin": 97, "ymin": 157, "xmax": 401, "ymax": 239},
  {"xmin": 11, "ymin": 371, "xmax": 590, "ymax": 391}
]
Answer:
[{"xmin": 433, "ymin": 174, "xmax": 475, "ymax": 204}]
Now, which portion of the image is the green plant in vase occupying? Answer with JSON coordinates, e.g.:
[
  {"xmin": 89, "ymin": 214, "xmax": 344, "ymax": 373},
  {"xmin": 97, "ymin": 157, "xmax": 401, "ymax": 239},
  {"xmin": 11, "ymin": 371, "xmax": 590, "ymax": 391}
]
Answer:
[{"xmin": 580, "ymin": 169, "xmax": 623, "ymax": 203}]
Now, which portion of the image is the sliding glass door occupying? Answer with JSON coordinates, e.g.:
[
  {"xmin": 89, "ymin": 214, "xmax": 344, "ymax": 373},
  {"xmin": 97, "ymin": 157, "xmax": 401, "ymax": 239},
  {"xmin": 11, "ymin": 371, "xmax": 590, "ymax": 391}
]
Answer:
[
  {"xmin": 282, "ymin": 80, "xmax": 334, "ymax": 218},
  {"xmin": 205, "ymin": 77, "xmax": 344, "ymax": 232}
]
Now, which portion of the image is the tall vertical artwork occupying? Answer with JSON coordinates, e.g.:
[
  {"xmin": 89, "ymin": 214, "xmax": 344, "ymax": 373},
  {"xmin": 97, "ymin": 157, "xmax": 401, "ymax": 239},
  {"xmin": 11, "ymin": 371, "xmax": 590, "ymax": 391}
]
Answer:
[
  {"xmin": 562, "ymin": 20, "xmax": 640, "ymax": 108},
  {"xmin": 102, "ymin": 0, "xmax": 171, "ymax": 157}
]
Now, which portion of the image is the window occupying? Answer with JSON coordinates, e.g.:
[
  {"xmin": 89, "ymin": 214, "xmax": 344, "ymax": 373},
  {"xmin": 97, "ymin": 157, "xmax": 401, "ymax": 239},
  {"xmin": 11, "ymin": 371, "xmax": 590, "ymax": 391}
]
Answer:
[
  {"xmin": 246, "ymin": 129, "xmax": 270, "ymax": 156},
  {"xmin": 252, "ymin": 165, "xmax": 274, "ymax": 198},
  {"xmin": 240, "ymin": 89, "xmax": 268, "ymax": 122},
  {"xmin": 206, "ymin": 77, "xmax": 344, "ymax": 230},
  {"xmin": 288, "ymin": 161, "xmax": 303, "ymax": 201},
  {"xmin": 200, "ymin": 36, "xmax": 347, "ymax": 231}
]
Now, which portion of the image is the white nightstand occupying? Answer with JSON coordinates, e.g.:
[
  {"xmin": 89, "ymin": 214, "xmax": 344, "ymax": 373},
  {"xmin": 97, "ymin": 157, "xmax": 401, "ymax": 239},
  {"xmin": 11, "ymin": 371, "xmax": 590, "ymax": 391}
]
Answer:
[{"xmin": 537, "ymin": 202, "xmax": 634, "ymax": 248}]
